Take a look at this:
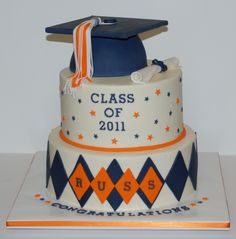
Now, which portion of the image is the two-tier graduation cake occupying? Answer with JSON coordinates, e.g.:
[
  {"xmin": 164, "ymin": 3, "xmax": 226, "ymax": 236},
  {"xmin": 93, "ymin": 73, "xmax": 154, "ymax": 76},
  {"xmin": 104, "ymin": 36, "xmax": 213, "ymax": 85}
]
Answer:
[{"xmin": 45, "ymin": 16, "xmax": 198, "ymax": 212}]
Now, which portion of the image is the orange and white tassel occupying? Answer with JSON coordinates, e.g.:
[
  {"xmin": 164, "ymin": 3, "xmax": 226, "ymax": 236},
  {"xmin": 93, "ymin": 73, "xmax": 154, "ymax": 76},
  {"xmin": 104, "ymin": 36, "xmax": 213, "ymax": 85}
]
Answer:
[{"xmin": 63, "ymin": 18, "xmax": 101, "ymax": 95}]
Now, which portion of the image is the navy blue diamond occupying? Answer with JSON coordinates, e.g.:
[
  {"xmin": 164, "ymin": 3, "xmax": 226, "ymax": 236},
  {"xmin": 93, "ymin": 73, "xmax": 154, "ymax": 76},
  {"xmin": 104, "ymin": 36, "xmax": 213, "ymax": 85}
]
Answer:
[
  {"xmin": 137, "ymin": 157, "xmax": 164, "ymax": 208},
  {"xmin": 165, "ymin": 151, "xmax": 188, "ymax": 201},
  {"xmin": 107, "ymin": 159, "xmax": 123, "ymax": 183},
  {"xmin": 106, "ymin": 159, "xmax": 123, "ymax": 211},
  {"xmin": 189, "ymin": 143, "xmax": 198, "ymax": 190},
  {"xmin": 50, "ymin": 151, "xmax": 68, "ymax": 199},
  {"xmin": 69, "ymin": 155, "xmax": 94, "ymax": 207},
  {"xmin": 79, "ymin": 187, "xmax": 94, "ymax": 208},
  {"xmin": 46, "ymin": 141, "xmax": 50, "ymax": 188},
  {"xmin": 107, "ymin": 189, "xmax": 123, "ymax": 211}
]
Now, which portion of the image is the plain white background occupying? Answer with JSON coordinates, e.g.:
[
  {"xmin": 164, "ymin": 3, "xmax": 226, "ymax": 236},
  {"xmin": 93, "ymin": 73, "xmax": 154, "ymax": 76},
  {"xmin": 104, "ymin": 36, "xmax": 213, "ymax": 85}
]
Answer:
[{"xmin": 0, "ymin": 0, "xmax": 235, "ymax": 154}]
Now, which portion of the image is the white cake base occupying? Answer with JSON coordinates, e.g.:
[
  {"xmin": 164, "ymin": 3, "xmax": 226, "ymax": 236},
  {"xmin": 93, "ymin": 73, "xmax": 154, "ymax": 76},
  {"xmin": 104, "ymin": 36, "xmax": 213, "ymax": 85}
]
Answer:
[
  {"xmin": 47, "ymin": 125, "xmax": 197, "ymax": 212},
  {"xmin": 6, "ymin": 152, "xmax": 230, "ymax": 230}
]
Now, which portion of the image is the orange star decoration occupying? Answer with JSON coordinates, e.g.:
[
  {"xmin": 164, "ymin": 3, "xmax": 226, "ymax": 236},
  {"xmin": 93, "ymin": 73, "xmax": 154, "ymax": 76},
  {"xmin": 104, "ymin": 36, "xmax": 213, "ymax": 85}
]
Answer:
[
  {"xmin": 155, "ymin": 89, "xmax": 161, "ymax": 96},
  {"xmin": 147, "ymin": 134, "xmax": 153, "ymax": 141},
  {"xmin": 133, "ymin": 112, "xmax": 140, "ymax": 118},
  {"xmin": 62, "ymin": 115, "xmax": 67, "ymax": 122},
  {"xmin": 112, "ymin": 138, "xmax": 118, "ymax": 144},
  {"xmin": 176, "ymin": 97, "xmax": 180, "ymax": 105},
  {"xmin": 90, "ymin": 110, "xmax": 96, "ymax": 116},
  {"xmin": 78, "ymin": 134, "xmax": 84, "ymax": 140},
  {"xmin": 165, "ymin": 126, "xmax": 170, "ymax": 132}
]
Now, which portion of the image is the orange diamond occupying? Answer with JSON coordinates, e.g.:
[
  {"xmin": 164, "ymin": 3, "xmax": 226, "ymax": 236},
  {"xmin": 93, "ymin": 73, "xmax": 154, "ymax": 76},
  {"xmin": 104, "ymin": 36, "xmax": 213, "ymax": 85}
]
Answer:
[
  {"xmin": 139, "ymin": 167, "xmax": 163, "ymax": 204},
  {"xmin": 115, "ymin": 169, "xmax": 139, "ymax": 204},
  {"xmin": 69, "ymin": 164, "xmax": 90, "ymax": 200},
  {"xmin": 91, "ymin": 168, "xmax": 114, "ymax": 203}
]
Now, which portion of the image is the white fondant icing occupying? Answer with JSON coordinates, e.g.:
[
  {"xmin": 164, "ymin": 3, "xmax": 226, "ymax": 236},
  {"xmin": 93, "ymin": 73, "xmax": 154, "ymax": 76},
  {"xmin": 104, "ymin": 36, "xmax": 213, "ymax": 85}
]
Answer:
[
  {"xmin": 60, "ymin": 66, "xmax": 183, "ymax": 149},
  {"xmin": 152, "ymin": 184, "xmax": 179, "ymax": 209},
  {"xmin": 47, "ymin": 125, "xmax": 196, "ymax": 212},
  {"xmin": 181, "ymin": 177, "xmax": 195, "ymax": 203}
]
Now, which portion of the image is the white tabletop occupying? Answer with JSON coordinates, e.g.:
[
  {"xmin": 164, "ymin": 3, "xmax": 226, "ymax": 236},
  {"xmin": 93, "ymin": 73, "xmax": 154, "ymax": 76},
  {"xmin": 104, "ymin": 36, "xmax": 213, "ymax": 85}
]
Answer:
[{"xmin": 0, "ymin": 152, "xmax": 235, "ymax": 238}]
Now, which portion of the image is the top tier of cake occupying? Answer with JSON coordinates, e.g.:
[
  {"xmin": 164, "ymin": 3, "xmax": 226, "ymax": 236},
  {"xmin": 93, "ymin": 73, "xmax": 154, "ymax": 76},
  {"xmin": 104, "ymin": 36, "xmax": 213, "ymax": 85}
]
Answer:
[{"xmin": 59, "ymin": 66, "xmax": 184, "ymax": 152}]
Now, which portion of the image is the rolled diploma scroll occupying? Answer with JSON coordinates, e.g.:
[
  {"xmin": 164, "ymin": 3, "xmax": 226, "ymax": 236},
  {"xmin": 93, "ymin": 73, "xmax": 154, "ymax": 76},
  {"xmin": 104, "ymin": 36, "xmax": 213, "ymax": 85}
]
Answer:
[{"xmin": 131, "ymin": 57, "xmax": 180, "ymax": 84}]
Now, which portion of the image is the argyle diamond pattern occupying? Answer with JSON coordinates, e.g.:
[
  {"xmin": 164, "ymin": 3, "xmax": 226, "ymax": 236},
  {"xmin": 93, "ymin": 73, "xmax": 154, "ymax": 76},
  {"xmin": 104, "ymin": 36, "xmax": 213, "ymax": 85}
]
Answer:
[
  {"xmin": 46, "ymin": 141, "xmax": 50, "ymax": 188},
  {"xmin": 189, "ymin": 143, "xmax": 198, "ymax": 190},
  {"xmin": 106, "ymin": 160, "xmax": 123, "ymax": 210},
  {"xmin": 48, "ymin": 145, "xmax": 198, "ymax": 210},
  {"xmin": 116, "ymin": 169, "xmax": 139, "ymax": 204},
  {"xmin": 91, "ymin": 167, "xmax": 114, "ymax": 203},
  {"xmin": 165, "ymin": 151, "xmax": 188, "ymax": 201},
  {"xmin": 137, "ymin": 157, "xmax": 164, "ymax": 208},
  {"xmin": 50, "ymin": 151, "xmax": 68, "ymax": 199},
  {"xmin": 68, "ymin": 155, "xmax": 94, "ymax": 207}
]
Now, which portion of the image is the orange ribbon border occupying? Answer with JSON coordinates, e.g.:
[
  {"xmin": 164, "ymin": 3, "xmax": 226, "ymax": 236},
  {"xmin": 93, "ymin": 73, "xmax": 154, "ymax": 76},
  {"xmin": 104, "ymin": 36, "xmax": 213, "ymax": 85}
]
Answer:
[
  {"xmin": 59, "ymin": 127, "xmax": 186, "ymax": 153},
  {"xmin": 6, "ymin": 220, "xmax": 230, "ymax": 229}
]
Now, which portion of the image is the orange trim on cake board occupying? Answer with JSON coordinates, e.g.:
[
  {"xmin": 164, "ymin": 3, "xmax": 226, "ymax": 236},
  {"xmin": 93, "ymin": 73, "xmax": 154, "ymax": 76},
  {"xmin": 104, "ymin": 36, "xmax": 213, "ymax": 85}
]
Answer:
[{"xmin": 6, "ymin": 220, "xmax": 230, "ymax": 229}]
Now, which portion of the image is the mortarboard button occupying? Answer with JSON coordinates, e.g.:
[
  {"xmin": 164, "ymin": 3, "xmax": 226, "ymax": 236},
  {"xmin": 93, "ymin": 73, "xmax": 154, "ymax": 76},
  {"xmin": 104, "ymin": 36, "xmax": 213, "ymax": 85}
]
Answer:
[
  {"xmin": 103, "ymin": 18, "xmax": 117, "ymax": 24},
  {"xmin": 45, "ymin": 16, "xmax": 168, "ymax": 77}
]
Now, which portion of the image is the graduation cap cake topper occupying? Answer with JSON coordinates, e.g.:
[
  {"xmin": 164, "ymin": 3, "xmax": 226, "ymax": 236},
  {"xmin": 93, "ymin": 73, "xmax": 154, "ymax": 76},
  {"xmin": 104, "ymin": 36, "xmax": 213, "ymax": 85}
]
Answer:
[{"xmin": 45, "ymin": 16, "xmax": 168, "ymax": 88}]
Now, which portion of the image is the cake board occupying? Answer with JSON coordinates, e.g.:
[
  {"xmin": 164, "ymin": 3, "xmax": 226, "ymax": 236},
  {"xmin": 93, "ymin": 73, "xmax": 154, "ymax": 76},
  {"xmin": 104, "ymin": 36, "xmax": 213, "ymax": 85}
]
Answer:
[{"xmin": 6, "ymin": 152, "xmax": 230, "ymax": 230}]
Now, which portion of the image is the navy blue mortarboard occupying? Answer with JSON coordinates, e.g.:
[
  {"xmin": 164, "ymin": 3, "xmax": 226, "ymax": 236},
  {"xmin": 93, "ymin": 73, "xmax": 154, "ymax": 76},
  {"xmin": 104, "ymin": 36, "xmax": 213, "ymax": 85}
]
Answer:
[{"xmin": 45, "ymin": 16, "xmax": 168, "ymax": 77}]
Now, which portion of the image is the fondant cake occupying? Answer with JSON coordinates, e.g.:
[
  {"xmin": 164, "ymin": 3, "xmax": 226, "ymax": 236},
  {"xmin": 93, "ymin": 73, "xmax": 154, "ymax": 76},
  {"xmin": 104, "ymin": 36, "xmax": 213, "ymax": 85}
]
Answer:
[{"xmin": 45, "ymin": 16, "xmax": 198, "ymax": 212}]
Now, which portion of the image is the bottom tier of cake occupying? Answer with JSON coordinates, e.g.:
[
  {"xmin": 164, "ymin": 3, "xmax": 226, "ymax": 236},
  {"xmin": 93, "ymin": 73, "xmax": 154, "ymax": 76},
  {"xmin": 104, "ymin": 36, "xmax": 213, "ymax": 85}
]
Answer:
[{"xmin": 46, "ymin": 125, "xmax": 198, "ymax": 212}]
